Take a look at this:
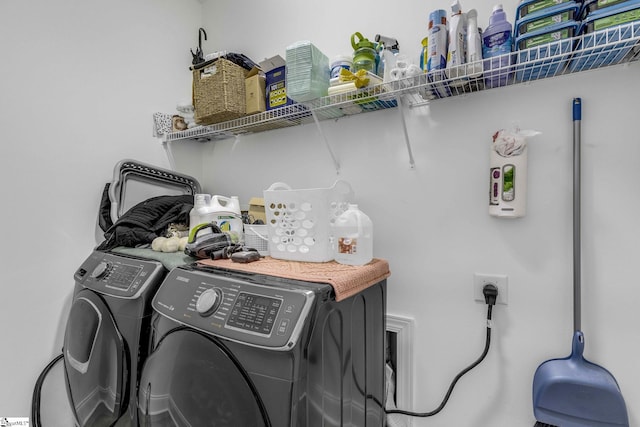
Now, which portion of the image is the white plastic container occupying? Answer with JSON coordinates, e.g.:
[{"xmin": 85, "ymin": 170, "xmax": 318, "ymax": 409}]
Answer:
[
  {"xmin": 333, "ymin": 204, "xmax": 373, "ymax": 266},
  {"xmin": 330, "ymin": 55, "xmax": 353, "ymax": 79},
  {"xmin": 489, "ymin": 148, "xmax": 527, "ymax": 217},
  {"xmin": 427, "ymin": 9, "xmax": 448, "ymax": 72},
  {"xmin": 189, "ymin": 193, "xmax": 211, "ymax": 236},
  {"xmin": 446, "ymin": 0, "xmax": 467, "ymax": 79},
  {"xmin": 201, "ymin": 195, "xmax": 244, "ymax": 243},
  {"xmin": 466, "ymin": 9, "xmax": 484, "ymax": 78},
  {"xmin": 489, "ymin": 130, "xmax": 532, "ymax": 218},
  {"xmin": 244, "ymin": 224, "xmax": 269, "ymax": 256},
  {"xmin": 264, "ymin": 180, "xmax": 354, "ymax": 262}
]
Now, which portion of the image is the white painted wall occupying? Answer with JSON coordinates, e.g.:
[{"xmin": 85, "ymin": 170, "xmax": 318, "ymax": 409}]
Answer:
[
  {"xmin": 195, "ymin": 1, "xmax": 640, "ymax": 426},
  {"xmin": 2, "ymin": 0, "xmax": 638, "ymax": 426},
  {"xmin": 0, "ymin": 0, "xmax": 202, "ymax": 421}
]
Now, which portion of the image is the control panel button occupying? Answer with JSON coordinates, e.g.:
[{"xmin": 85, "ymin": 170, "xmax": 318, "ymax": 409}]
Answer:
[
  {"xmin": 227, "ymin": 292, "xmax": 283, "ymax": 336},
  {"xmin": 196, "ymin": 288, "xmax": 222, "ymax": 317},
  {"xmin": 90, "ymin": 262, "xmax": 110, "ymax": 279},
  {"xmin": 276, "ymin": 319, "xmax": 290, "ymax": 336}
]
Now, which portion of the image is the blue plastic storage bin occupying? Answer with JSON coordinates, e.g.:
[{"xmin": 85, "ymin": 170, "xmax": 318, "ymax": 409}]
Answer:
[
  {"xmin": 569, "ymin": 0, "xmax": 640, "ymax": 71},
  {"xmin": 516, "ymin": 1, "xmax": 581, "ymax": 36},
  {"xmin": 515, "ymin": 21, "xmax": 580, "ymax": 81},
  {"xmin": 581, "ymin": 0, "xmax": 633, "ymax": 16},
  {"xmin": 516, "ymin": 0, "xmax": 577, "ymax": 20}
]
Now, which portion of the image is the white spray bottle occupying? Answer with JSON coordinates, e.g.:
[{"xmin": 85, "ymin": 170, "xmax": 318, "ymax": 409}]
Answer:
[
  {"xmin": 466, "ymin": 9, "xmax": 483, "ymax": 79},
  {"xmin": 446, "ymin": 0, "xmax": 467, "ymax": 81}
]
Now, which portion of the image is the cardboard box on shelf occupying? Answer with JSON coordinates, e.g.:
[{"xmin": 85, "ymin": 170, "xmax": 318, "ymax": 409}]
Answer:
[
  {"xmin": 248, "ymin": 197, "xmax": 266, "ymax": 223},
  {"xmin": 245, "ymin": 67, "xmax": 266, "ymax": 115},
  {"xmin": 260, "ymin": 55, "xmax": 294, "ymax": 110}
]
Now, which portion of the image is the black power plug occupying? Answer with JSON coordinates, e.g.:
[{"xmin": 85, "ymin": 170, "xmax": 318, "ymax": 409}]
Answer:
[
  {"xmin": 483, "ymin": 283, "xmax": 499, "ymax": 306},
  {"xmin": 385, "ymin": 281, "xmax": 500, "ymax": 419}
]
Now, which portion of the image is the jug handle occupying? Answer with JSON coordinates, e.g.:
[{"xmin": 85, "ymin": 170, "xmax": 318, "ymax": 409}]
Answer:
[
  {"xmin": 333, "ymin": 180, "xmax": 354, "ymax": 198},
  {"xmin": 351, "ymin": 32, "xmax": 364, "ymax": 50},
  {"xmin": 211, "ymin": 195, "xmax": 232, "ymax": 207},
  {"xmin": 266, "ymin": 182, "xmax": 292, "ymax": 192}
]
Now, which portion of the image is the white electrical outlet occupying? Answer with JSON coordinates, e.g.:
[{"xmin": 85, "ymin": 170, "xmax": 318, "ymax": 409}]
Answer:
[{"xmin": 474, "ymin": 273, "xmax": 508, "ymax": 305}]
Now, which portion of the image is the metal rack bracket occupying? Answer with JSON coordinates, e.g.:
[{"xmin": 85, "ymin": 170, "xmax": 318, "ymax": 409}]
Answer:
[
  {"xmin": 396, "ymin": 96, "xmax": 416, "ymax": 169},
  {"xmin": 309, "ymin": 108, "xmax": 341, "ymax": 174}
]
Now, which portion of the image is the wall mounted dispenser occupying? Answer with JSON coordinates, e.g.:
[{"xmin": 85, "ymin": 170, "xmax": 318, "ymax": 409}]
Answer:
[{"xmin": 489, "ymin": 128, "xmax": 539, "ymax": 218}]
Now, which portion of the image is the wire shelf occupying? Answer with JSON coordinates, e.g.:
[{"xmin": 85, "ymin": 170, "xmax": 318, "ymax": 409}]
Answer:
[{"xmin": 164, "ymin": 21, "xmax": 640, "ymax": 143}]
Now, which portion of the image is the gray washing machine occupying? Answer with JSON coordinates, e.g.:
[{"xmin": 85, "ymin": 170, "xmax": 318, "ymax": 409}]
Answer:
[
  {"xmin": 137, "ymin": 263, "xmax": 387, "ymax": 427},
  {"xmin": 62, "ymin": 160, "xmax": 200, "ymax": 427},
  {"xmin": 63, "ymin": 251, "xmax": 169, "ymax": 426}
]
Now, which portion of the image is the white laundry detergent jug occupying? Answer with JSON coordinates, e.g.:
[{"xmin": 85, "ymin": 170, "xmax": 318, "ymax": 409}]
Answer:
[
  {"xmin": 333, "ymin": 204, "xmax": 373, "ymax": 266},
  {"xmin": 189, "ymin": 193, "xmax": 212, "ymax": 236},
  {"xmin": 202, "ymin": 195, "xmax": 244, "ymax": 243}
]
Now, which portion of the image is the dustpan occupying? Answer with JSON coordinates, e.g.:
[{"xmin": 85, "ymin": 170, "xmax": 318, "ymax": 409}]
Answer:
[{"xmin": 532, "ymin": 99, "xmax": 629, "ymax": 427}]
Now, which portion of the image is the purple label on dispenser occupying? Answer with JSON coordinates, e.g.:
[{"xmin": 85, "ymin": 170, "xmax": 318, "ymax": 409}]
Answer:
[{"xmin": 490, "ymin": 167, "xmax": 501, "ymax": 205}]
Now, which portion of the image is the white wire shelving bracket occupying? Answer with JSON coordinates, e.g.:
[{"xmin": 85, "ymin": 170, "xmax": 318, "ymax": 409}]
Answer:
[
  {"xmin": 162, "ymin": 22, "xmax": 640, "ymax": 168},
  {"xmin": 396, "ymin": 96, "xmax": 416, "ymax": 169},
  {"xmin": 309, "ymin": 108, "xmax": 341, "ymax": 173}
]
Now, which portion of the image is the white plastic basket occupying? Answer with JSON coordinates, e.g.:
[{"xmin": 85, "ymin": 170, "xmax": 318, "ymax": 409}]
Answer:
[
  {"xmin": 263, "ymin": 180, "xmax": 354, "ymax": 262},
  {"xmin": 244, "ymin": 224, "xmax": 269, "ymax": 256}
]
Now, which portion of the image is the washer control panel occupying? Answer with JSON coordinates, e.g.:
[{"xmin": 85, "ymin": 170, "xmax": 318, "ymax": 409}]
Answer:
[
  {"xmin": 75, "ymin": 251, "xmax": 165, "ymax": 299},
  {"xmin": 152, "ymin": 267, "xmax": 316, "ymax": 350},
  {"xmin": 226, "ymin": 292, "xmax": 282, "ymax": 336}
]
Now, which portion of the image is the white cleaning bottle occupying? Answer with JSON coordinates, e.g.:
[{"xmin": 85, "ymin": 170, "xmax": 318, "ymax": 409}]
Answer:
[
  {"xmin": 446, "ymin": 0, "xmax": 467, "ymax": 80},
  {"xmin": 189, "ymin": 193, "xmax": 211, "ymax": 236},
  {"xmin": 333, "ymin": 204, "xmax": 373, "ymax": 266},
  {"xmin": 205, "ymin": 195, "xmax": 244, "ymax": 243},
  {"xmin": 466, "ymin": 8, "xmax": 483, "ymax": 79},
  {"xmin": 427, "ymin": 9, "xmax": 448, "ymax": 72}
]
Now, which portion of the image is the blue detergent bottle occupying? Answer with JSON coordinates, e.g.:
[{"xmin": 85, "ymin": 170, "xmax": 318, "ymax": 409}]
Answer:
[
  {"xmin": 427, "ymin": 9, "xmax": 448, "ymax": 72},
  {"xmin": 482, "ymin": 4, "xmax": 513, "ymax": 88}
]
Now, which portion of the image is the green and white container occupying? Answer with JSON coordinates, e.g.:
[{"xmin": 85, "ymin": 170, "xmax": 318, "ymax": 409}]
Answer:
[
  {"xmin": 515, "ymin": 20, "xmax": 579, "ymax": 81},
  {"xmin": 201, "ymin": 195, "xmax": 244, "ymax": 243},
  {"xmin": 581, "ymin": 0, "xmax": 635, "ymax": 16},
  {"xmin": 515, "ymin": 1, "xmax": 580, "ymax": 36},
  {"xmin": 516, "ymin": 0, "xmax": 574, "ymax": 20}
]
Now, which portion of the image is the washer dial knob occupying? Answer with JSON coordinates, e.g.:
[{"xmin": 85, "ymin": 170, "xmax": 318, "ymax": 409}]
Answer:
[
  {"xmin": 196, "ymin": 288, "xmax": 222, "ymax": 316},
  {"xmin": 90, "ymin": 261, "xmax": 110, "ymax": 279}
]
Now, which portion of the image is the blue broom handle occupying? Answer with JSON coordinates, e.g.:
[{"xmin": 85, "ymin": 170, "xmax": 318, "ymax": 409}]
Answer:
[{"xmin": 573, "ymin": 98, "xmax": 582, "ymax": 333}]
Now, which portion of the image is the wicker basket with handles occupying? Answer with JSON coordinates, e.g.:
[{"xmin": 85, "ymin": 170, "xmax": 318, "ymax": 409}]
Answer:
[
  {"xmin": 263, "ymin": 180, "xmax": 354, "ymax": 262},
  {"xmin": 192, "ymin": 57, "xmax": 247, "ymax": 125}
]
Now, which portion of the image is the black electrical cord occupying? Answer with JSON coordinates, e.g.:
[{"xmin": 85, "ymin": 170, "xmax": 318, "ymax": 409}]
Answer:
[
  {"xmin": 385, "ymin": 284, "xmax": 498, "ymax": 418},
  {"xmin": 31, "ymin": 353, "xmax": 64, "ymax": 427}
]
